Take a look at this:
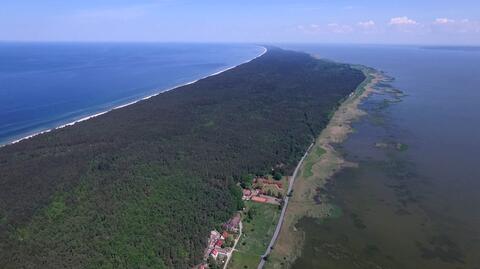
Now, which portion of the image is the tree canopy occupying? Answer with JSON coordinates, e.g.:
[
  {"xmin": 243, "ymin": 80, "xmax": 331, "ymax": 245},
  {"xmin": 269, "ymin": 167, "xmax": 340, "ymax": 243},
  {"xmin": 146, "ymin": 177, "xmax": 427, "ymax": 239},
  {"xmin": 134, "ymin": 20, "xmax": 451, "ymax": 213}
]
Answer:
[{"xmin": 0, "ymin": 47, "xmax": 364, "ymax": 268}]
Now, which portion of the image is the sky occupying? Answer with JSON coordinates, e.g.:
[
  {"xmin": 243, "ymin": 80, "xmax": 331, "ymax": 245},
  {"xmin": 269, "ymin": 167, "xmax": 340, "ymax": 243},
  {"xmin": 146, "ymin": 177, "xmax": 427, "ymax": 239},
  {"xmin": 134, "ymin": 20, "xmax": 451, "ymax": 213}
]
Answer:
[{"xmin": 1, "ymin": 0, "xmax": 479, "ymax": 45}]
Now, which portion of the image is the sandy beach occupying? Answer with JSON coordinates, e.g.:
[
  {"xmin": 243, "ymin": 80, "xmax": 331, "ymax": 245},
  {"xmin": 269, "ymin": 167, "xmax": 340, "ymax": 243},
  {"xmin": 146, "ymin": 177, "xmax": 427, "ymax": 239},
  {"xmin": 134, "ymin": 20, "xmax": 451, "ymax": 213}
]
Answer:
[{"xmin": 3, "ymin": 46, "xmax": 268, "ymax": 148}]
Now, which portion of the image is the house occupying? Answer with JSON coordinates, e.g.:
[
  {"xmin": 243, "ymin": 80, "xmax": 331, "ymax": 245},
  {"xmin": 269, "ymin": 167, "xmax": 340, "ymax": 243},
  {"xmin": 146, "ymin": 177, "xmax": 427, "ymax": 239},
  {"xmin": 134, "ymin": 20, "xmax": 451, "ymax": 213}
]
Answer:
[
  {"xmin": 211, "ymin": 249, "xmax": 218, "ymax": 259},
  {"xmin": 223, "ymin": 213, "xmax": 241, "ymax": 232},
  {"xmin": 209, "ymin": 230, "xmax": 221, "ymax": 246},
  {"xmin": 242, "ymin": 189, "xmax": 252, "ymax": 200},
  {"xmin": 222, "ymin": 231, "xmax": 229, "ymax": 239},
  {"xmin": 215, "ymin": 239, "xmax": 224, "ymax": 247},
  {"xmin": 216, "ymin": 248, "xmax": 229, "ymax": 257},
  {"xmin": 251, "ymin": 196, "xmax": 268, "ymax": 203},
  {"xmin": 204, "ymin": 230, "xmax": 222, "ymax": 260},
  {"xmin": 211, "ymin": 230, "xmax": 221, "ymax": 238}
]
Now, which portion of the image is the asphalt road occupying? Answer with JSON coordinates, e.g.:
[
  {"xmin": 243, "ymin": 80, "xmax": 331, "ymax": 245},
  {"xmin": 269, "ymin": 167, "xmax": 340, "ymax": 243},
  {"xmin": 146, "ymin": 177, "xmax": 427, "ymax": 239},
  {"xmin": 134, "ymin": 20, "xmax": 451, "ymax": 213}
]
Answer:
[{"xmin": 257, "ymin": 143, "xmax": 314, "ymax": 269}]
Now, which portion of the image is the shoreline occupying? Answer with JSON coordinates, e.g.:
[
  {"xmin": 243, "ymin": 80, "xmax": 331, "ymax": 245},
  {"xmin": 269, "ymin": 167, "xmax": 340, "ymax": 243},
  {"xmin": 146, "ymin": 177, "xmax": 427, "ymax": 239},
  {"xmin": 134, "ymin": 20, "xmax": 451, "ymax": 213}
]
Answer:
[
  {"xmin": 2, "ymin": 46, "xmax": 268, "ymax": 148},
  {"xmin": 266, "ymin": 65, "xmax": 387, "ymax": 268},
  {"xmin": 258, "ymin": 142, "xmax": 314, "ymax": 269}
]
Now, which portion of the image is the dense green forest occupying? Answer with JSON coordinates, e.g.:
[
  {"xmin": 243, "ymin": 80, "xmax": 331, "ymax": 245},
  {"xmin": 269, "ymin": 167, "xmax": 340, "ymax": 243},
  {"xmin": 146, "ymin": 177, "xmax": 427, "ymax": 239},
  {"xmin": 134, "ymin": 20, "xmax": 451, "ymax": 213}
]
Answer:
[{"xmin": 0, "ymin": 48, "xmax": 364, "ymax": 268}]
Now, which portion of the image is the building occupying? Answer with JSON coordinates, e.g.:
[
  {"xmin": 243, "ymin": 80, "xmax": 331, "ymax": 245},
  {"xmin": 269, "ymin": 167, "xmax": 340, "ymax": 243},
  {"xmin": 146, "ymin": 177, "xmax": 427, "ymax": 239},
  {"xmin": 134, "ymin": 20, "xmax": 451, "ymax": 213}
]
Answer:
[
  {"xmin": 242, "ymin": 189, "xmax": 252, "ymax": 200},
  {"xmin": 222, "ymin": 231, "xmax": 229, "ymax": 239},
  {"xmin": 223, "ymin": 213, "xmax": 241, "ymax": 232},
  {"xmin": 210, "ymin": 249, "xmax": 219, "ymax": 259},
  {"xmin": 216, "ymin": 247, "xmax": 229, "ymax": 257},
  {"xmin": 211, "ymin": 247, "xmax": 229, "ymax": 260},
  {"xmin": 251, "ymin": 196, "xmax": 268, "ymax": 203},
  {"xmin": 204, "ymin": 230, "xmax": 222, "ymax": 260}
]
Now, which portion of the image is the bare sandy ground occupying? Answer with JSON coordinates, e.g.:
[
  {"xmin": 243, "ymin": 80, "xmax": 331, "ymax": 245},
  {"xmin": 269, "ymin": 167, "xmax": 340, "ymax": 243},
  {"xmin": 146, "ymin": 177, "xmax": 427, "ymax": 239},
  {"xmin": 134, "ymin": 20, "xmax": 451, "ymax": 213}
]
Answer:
[{"xmin": 266, "ymin": 67, "xmax": 386, "ymax": 268}]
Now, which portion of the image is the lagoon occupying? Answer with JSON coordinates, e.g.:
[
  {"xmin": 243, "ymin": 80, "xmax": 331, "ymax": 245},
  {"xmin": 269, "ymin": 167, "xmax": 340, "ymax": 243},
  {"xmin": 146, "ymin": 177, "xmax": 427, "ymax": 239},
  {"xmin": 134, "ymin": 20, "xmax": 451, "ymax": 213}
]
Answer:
[{"xmin": 285, "ymin": 44, "xmax": 480, "ymax": 268}]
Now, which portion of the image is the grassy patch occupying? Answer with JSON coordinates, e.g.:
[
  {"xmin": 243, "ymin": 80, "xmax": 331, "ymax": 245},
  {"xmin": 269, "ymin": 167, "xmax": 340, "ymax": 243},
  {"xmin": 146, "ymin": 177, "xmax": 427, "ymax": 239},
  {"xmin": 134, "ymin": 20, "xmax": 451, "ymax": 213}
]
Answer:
[
  {"xmin": 302, "ymin": 146, "xmax": 326, "ymax": 178},
  {"xmin": 315, "ymin": 147, "xmax": 326, "ymax": 157},
  {"xmin": 303, "ymin": 157, "xmax": 315, "ymax": 178},
  {"xmin": 229, "ymin": 252, "xmax": 260, "ymax": 269},
  {"xmin": 229, "ymin": 201, "xmax": 280, "ymax": 269}
]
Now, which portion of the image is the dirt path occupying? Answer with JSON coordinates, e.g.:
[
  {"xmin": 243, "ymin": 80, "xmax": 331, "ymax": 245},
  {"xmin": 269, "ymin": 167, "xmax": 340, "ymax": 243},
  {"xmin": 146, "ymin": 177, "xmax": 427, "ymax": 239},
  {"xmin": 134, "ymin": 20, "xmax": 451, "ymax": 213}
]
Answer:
[{"xmin": 223, "ymin": 221, "xmax": 243, "ymax": 269}]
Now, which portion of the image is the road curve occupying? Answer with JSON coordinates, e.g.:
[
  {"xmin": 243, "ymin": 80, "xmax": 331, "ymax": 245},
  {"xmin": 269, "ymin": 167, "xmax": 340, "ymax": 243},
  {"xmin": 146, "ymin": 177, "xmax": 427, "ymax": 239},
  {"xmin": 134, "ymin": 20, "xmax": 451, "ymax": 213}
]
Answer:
[{"xmin": 257, "ymin": 142, "xmax": 314, "ymax": 269}]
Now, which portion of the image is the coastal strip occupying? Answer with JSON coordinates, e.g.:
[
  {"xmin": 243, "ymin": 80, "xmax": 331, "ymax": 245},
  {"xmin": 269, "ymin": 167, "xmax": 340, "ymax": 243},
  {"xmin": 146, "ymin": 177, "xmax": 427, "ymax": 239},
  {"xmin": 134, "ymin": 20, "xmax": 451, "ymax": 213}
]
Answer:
[
  {"xmin": 2, "ymin": 46, "xmax": 268, "ymax": 148},
  {"xmin": 257, "ymin": 142, "xmax": 314, "ymax": 269},
  {"xmin": 0, "ymin": 48, "xmax": 367, "ymax": 268},
  {"xmin": 266, "ymin": 66, "xmax": 386, "ymax": 268}
]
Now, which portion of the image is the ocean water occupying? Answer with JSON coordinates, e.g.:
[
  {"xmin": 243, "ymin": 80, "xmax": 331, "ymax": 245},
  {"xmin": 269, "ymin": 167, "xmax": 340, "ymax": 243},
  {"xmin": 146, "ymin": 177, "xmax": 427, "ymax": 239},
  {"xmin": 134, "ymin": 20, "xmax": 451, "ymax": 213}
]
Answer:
[
  {"xmin": 283, "ymin": 44, "xmax": 480, "ymax": 268},
  {"xmin": 0, "ymin": 43, "xmax": 264, "ymax": 145}
]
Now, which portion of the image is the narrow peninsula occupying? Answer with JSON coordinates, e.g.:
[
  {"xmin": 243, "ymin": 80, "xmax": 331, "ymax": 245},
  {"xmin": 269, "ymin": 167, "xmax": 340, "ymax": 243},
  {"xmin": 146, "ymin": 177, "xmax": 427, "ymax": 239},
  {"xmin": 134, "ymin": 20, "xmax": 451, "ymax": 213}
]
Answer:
[{"xmin": 0, "ymin": 48, "xmax": 365, "ymax": 268}]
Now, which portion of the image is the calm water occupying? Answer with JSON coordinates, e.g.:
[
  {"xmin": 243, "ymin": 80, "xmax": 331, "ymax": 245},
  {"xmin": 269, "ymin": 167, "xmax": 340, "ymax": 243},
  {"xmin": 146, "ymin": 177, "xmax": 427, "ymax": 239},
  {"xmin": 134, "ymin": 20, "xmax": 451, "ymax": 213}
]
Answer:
[
  {"xmin": 284, "ymin": 44, "xmax": 480, "ymax": 268},
  {"xmin": 0, "ymin": 43, "xmax": 264, "ymax": 145}
]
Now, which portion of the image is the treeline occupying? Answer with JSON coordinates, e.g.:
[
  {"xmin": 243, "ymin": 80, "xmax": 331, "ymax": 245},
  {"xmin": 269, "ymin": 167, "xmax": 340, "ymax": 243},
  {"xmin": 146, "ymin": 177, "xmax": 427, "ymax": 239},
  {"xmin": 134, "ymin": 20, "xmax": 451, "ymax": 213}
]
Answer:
[{"xmin": 0, "ymin": 47, "xmax": 365, "ymax": 268}]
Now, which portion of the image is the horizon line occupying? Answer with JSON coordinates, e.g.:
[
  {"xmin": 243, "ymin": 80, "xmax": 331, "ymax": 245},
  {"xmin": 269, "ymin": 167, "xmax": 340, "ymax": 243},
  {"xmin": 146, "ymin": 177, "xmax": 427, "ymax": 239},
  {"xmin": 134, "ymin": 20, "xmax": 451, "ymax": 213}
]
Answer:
[{"xmin": 1, "ymin": 40, "xmax": 480, "ymax": 47}]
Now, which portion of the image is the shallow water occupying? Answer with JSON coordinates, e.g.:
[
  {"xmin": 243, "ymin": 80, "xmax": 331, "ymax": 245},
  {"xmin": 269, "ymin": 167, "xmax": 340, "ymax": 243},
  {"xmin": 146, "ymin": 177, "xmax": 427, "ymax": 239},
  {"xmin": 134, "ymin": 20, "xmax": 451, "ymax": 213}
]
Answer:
[
  {"xmin": 284, "ymin": 45, "xmax": 480, "ymax": 268},
  {"xmin": 0, "ymin": 43, "xmax": 263, "ymax": 145}
]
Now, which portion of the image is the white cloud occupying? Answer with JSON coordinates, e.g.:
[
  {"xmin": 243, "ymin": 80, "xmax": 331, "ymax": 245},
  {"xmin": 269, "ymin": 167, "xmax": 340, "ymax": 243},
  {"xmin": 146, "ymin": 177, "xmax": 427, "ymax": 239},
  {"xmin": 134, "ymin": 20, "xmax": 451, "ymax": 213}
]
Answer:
[
  {"xmin": 431, "ymin": 18, "xmax": 480, "ymax": 33},
  {"xmin": 389, "ymin": 16, "xmax": 417, "ymax": 25},
  {"xmin": 327, "ymin": 23, "xmax": 354, "ymax": 33},
  {"xmin": 434, "ymin": 18, "xmax": 455, "ymax": 25},
  {"xmin": 357, "ymin": 20, "xmax": 375, "ymax": 28},
  {"xmin": 296, "ymin": 23, "xmax": 353, "ymax": 34}
]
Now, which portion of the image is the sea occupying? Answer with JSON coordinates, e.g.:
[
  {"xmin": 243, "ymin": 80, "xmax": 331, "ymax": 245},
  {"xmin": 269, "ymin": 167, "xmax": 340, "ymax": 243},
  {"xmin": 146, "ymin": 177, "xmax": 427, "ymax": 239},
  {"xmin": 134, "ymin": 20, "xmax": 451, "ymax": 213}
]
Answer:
[
  {"xmin": 282, "ymin": 44, "xmax": 480, "ymax": 268},
  {"xmin": 0, "ymin": 43, "xmax": 264, "ymax": 145},
  {"xmin": 2, "ymin": 42, "xmax": 479, "ymax": 268}
]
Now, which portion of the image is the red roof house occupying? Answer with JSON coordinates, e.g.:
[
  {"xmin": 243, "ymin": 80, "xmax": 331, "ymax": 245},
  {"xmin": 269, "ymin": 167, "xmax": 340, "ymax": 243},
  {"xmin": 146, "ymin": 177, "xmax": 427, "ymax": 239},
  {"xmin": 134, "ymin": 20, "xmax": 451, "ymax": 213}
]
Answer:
[
  {"xmin": 222, "ymin": 231, "xmax": 229, "ymax": 239},
  {"xmin": 211, "ymin": 249, "xmax": 218, "ymax": 259},
  {"xmin": 251, "ymin": 196, "xmax": 268, "ymax": 203}
]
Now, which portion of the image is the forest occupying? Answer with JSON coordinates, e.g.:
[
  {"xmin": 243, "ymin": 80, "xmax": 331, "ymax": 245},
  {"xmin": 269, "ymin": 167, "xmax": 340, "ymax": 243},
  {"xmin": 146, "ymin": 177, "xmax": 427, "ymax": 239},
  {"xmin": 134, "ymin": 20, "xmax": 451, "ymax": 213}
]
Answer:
[{"xmin": 0, "ymin": 47, "xmax": 365, "ymax": 268}]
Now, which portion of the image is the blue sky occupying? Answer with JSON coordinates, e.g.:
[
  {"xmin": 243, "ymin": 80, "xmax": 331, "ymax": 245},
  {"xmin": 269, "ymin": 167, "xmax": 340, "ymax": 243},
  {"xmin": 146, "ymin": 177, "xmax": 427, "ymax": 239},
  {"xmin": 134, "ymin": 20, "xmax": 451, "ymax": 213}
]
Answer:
[{"xmin": 1, "ymin": 0, "xmax": 479, "ymax": 44}]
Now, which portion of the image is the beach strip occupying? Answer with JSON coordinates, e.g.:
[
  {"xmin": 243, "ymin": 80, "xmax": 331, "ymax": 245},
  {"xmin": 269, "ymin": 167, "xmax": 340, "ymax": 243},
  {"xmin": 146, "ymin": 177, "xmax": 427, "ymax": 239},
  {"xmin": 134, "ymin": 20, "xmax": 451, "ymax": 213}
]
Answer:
[{"xmin": 3, "ymin": 46, "xmax": 268, "ymax": 148}]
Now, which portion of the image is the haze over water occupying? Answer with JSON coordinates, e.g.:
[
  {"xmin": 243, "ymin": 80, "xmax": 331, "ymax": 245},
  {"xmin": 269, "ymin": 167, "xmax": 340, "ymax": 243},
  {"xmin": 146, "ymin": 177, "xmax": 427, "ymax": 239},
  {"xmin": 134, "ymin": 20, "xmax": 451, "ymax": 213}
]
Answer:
[
  {"xmin": 284, "ymin": 44, "xmax": 480, "ymax": 268},
  {"xmin": 0, "ymin": 43, "xmax": 263, "ymax": 145}
]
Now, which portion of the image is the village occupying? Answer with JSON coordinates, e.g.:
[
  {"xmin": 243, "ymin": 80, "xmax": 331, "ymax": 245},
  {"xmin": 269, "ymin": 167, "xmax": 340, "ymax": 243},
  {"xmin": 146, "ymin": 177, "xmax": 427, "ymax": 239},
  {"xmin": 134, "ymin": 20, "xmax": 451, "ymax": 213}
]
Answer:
[{"xmin": 197, "ymin": 176, "xmax": 286, "ymax": 269}]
